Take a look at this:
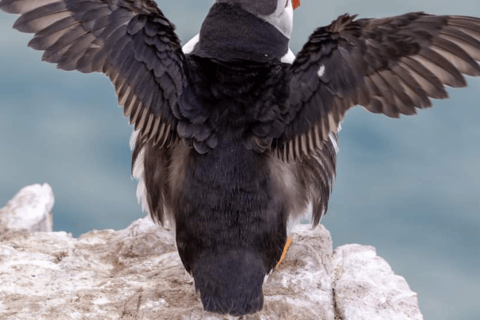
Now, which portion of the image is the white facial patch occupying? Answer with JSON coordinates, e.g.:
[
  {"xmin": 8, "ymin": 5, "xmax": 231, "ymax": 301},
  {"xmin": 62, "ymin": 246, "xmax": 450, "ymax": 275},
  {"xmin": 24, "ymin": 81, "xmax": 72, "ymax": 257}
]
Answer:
[{"xmin": 260, "ymin": 0, "xmax": 293, "ymax": 39}]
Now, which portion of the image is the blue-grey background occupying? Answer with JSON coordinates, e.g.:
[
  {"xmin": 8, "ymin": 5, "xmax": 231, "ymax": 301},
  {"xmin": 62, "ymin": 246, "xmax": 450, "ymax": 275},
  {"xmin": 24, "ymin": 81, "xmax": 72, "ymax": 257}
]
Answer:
[{"xmin": 1, "ymin": 1, "xmax": 479, "ymax": 319}]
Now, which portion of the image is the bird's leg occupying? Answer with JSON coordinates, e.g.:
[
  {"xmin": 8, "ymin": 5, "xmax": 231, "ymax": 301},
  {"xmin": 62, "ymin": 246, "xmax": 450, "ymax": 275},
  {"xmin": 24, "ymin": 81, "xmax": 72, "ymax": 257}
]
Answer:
[{"xmin": 276, "ymin": 236, "xmax": 292, "ymax": 268}]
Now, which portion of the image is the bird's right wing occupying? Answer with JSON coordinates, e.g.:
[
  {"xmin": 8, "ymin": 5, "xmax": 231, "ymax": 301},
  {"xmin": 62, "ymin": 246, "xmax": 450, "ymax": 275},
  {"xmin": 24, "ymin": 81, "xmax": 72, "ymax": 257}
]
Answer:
[{"xmin": 1, "ymin": 0, "xmax": 187, "ymax": 147}]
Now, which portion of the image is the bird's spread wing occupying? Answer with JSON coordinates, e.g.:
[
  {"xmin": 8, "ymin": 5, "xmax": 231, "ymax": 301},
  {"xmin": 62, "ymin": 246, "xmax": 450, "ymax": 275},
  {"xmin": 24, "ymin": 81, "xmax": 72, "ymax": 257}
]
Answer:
[
  {"xmin": 278, "ymin": 12, "xmax": 480, "ymax": 162},
  {"xmin": 0, "ymin": 0, "xmax": 186, "ymax": 148}
]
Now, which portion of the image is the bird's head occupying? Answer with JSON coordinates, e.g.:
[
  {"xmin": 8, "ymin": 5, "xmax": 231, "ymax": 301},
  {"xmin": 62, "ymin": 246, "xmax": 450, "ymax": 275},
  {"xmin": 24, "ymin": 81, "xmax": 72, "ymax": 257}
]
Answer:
[
  {"xmin": 194, "ymin": 0, "xmax": 300, "ymax": 62},
  {"xmin": 214, "ymin": 0, "xmax": 300, "ymax": 38}
]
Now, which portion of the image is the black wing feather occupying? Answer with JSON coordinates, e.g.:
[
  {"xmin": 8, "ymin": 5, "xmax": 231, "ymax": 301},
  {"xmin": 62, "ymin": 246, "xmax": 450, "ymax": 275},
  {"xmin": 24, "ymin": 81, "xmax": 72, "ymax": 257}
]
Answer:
[
  {"xmin": 0, "ymin": 0, "xmax": 186, "ymax": 148},
  {"xmin": 1, "ymin": 0, "xmax": 190, "ymax": 225},
  {"xmin": 281, "ymin": 12, "xmax": 480, "ymax": 161},
  {"xmin": 276, "ymin": 12, "xmax": 480, "ymax": 226}
]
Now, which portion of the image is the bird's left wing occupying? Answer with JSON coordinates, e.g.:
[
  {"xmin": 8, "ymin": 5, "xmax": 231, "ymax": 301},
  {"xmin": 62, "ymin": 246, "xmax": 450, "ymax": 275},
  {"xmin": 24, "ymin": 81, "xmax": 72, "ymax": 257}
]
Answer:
[
  {"xmin": 277, "ymin": 13, "xmax": 480, "ymax": 162},
  {"xmin": 272, "ymin": 12, "xmax": 480, "ymax": 226},
  {"xmin": 0, "ymin": 0, "xmax": 186, "ymax": 146}
]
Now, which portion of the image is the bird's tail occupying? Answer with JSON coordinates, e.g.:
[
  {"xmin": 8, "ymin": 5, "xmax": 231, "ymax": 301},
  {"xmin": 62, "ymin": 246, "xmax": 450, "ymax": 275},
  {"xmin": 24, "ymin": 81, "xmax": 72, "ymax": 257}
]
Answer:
[{"xmin": 193, "ymin": 249, "xmax": 266, "ymax": 316}]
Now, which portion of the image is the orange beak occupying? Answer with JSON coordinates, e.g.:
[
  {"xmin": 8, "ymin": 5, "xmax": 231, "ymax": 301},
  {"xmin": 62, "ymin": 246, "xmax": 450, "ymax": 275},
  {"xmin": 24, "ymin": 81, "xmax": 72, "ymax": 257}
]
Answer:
[{"xmin": 293, "ymin": 0, "xmax": 301, "ymax": 10}]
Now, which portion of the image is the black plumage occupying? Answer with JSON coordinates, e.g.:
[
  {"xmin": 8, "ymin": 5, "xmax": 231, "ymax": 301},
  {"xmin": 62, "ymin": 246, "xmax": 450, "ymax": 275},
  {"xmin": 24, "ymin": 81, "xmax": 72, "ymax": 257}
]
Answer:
[
  {"xmin": 2, "ymin": 0, "xmax": 480, "ymax": 316},
  {"xmin": 283, "ymin": 13, "xmax": 480, "ymax": 163}
]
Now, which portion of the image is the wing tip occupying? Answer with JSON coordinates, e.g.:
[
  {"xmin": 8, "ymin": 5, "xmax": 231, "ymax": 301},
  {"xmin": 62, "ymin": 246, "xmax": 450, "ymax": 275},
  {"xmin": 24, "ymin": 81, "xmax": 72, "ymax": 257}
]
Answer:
[{"xmin": 0, "ymin": 1, "xmax": 18, "ymax": 14}]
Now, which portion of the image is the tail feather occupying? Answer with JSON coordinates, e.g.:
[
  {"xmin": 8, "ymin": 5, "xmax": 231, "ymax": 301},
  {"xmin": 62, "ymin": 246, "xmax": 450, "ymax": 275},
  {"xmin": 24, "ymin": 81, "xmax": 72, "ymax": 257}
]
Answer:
[{"xmin": 193, "ymin": 250, "xmax": 266, "ymax": 316}]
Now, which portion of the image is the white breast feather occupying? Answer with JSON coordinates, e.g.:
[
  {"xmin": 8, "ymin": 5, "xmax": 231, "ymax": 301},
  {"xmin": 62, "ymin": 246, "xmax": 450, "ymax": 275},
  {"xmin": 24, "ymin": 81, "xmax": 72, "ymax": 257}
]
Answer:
[
  {"xmin": 182, "ymin": 34, "xmax": 200, "ymax": 54},
  {"xmin": 130, "ymin": 130, "xmax": 149, "ymax": 215}
]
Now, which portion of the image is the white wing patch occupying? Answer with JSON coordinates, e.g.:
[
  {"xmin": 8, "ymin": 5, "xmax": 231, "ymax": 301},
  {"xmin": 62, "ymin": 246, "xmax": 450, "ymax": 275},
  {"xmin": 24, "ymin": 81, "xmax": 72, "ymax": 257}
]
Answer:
[{"xmin": 317, "ymin": 64, "xmax": 326, "ymax": 77}]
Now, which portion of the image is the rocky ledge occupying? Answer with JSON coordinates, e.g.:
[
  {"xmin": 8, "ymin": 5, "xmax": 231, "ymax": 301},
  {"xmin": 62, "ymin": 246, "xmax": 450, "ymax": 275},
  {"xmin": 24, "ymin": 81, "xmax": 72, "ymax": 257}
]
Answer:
[{"xmin": 0, "ymin": 184, "xmax": 423, "ymax": 320}]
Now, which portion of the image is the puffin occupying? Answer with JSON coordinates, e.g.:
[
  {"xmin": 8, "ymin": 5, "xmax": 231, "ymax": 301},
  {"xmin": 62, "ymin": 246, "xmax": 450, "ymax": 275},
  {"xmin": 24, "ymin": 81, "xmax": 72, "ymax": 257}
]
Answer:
[{"xmin": 1, "ymin": 0, "xmax": 480, "ymax": 316}]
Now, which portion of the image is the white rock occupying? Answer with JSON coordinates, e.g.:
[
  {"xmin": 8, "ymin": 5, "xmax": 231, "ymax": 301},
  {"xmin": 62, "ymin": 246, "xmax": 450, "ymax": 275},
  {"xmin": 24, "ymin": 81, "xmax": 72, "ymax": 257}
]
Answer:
[
  {"xmin": 333, "ymin": 244, "xmax": 423, "ymax": 320},
  {"xmin": 0, "ymin": 186, "xmax": 423, "ymax": 319},
  {"xmin": 0, "ymin": 183, "xmax": 54, "ymax": 232}
]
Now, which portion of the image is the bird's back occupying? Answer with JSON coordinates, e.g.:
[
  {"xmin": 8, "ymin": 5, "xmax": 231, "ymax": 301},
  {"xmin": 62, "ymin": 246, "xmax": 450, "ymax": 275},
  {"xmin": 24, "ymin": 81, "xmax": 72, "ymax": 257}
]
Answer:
[
  {"xmin": 134, "ymin": 56, "xmax": 295, "ymax": 315},
  {"xmin": 176, "ymin": 57, "xmax": 293, "ymax": 264}
]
